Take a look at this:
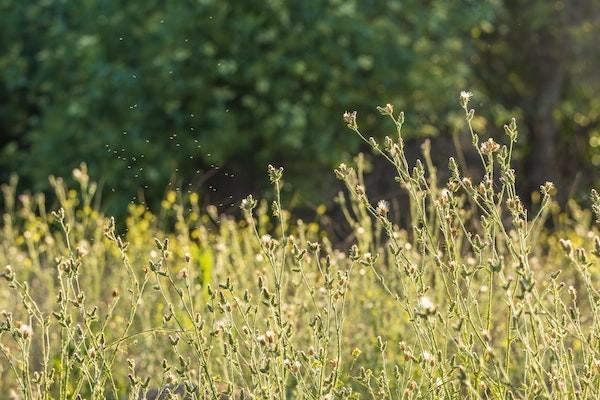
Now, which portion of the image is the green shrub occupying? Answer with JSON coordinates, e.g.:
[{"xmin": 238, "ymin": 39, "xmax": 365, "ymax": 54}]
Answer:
[{"xmin": 0, "ymin": 0, "xmax": 486, "ymax": 214}]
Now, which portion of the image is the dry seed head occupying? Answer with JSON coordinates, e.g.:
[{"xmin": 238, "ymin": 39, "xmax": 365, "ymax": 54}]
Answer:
[
  {"xmin": 418, "ymin": 296, "xmax": 436, "ymax": 315},
  {"xmin": 265, "ymin": 329, "xmax": 276, "ymax": 344},
  {"xmin": 447, "ymin": 260, "xmax": 457, "ymax": 272},
  {"xmin": 261, "ymin": 234, "xmax": 272, "ymax": 247},
  {"xmin": 240, "ymin": 195, "xmax": 257, "ymax": 212},
  {"xmin": 307, "ymin": 241, "xmax": 320, "ymax": 253},
  {"xmin": 334, "ymin": 163, "xmax": 351, "ymax": 180},
  {"xmin": 343, "ymin": 110, "xmax": 358, "ymax": 130},
  {"xmin": 257, "ymin": 334, "xmax": 267, "ymax": 346},
  {"xmin": 481, "ymin": 329, "xmax": 491, "ymax": 342},
  {"xmin": 376, "ymin": 200, "xmax": 390, "ymax": 216},
  {"xmin": 422, "ymin": 350, "xmax": 435, "ymax": 367},
  {"xmin": 437, "ymin": 189, "xmax": 450, "ymax": 206},
  {"xmin": 284, "ymin": 358, "xmax": 301, "ymax": 373},
  {"xmin": 506, "ymin": 197, "xmax": 524, "ymax": 215},
  {"xmin": 267, "ymin": 164, "xmax": 283, "ymax": 183},
  {"xmin": 480, "ymin": 138, "xmax": 500, "ymax": 156},
  {"xmin": 540, "ymin": 181, "xmax": 556, "ymax": 197},
  {"xmin": 18, "ymin": 323, "xmax": 33, "ymax": 339},
  {"xmin": 446, "ymin": 181, "xmax": 459, "ymax": 196},
  {"xmin": 459, "ymin": 91, "xmax": 473, "ymax": 108},
  {"xmin": 212, "ymin": 319, "xmax": 226, "ymax": 336},
  {"xmin": 377, "ymin": 103, "xmax": 394, "ymax": 115}
]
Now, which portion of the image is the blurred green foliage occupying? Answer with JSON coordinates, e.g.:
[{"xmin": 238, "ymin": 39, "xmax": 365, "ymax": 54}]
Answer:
[
  {"xmin": 0, "ymin": 0, "xmax": 598, "ymax": 214},
  {"xmin": 471, "ymin": 0, "xmax": 600, "ymax": 196},
  {"xmin": 0, "ymin": 0, "xmax": 487, "ymax": 213}
]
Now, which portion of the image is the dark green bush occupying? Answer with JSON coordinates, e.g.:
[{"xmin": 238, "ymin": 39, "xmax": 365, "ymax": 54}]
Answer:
[{"xmin": 0, "ymin": 0, "xmax": 485, "ymax": 213}]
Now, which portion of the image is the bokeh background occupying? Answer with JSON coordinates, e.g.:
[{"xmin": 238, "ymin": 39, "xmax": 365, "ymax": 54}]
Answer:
[{"xmin": 1, "ymin": 0, "xmax": 598, "ymax": 217}]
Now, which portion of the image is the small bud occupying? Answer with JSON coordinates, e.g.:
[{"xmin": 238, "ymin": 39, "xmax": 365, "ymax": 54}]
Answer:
[
  {"xmin": 568, "ymin": 285, "xmax": 577, "ymax": 301},
  {"xmin": 368, "ymin": 136, "xmax": 379, "ymax": 150},
  {"xmin": 503, "ymin": 117, "xmax": 518, "ymax": 141},
  {"xmin": 349, "ymin": 245, "xmax": 360, "ymax": 261},
  {"xmin": 575, "ymin": 248, "xmax": 588, "ymax": 264},
  {"xmin": 168, "ymin": 334, "xmax": 180, "ymax": 346},
  {"xmin": 179, "ymin": 268, "xmax": 188, "ymax": 279},
  {"xmin": 591, "ymin": 189, "xmax": 600, "ymax": 223},
  {"xmin": 355, "ymin": 185, "xmax": 365, "ymax": 197},
  {"xmin": 559, "ymin": 239, "xmax": 573, "ymax": 256},
  {"xmin": 2, "ymin": 265, "xmax": 14, "ymax": 281}
]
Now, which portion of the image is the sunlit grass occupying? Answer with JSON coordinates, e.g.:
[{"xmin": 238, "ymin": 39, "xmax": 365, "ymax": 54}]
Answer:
[{"xmin": 1, "ymin": 95, "xmax": 600, "ymax": 399}]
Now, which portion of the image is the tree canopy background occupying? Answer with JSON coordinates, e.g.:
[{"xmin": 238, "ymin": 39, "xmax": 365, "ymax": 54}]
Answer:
[{"xmin": 1, "ymin": 0, "xmax": 598, "ymax": 216}]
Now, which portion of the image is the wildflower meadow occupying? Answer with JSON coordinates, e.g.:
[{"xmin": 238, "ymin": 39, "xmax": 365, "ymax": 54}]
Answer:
[{"xmin": 2, "ymin": 95, "xmax": 600, "ymax": 399}]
